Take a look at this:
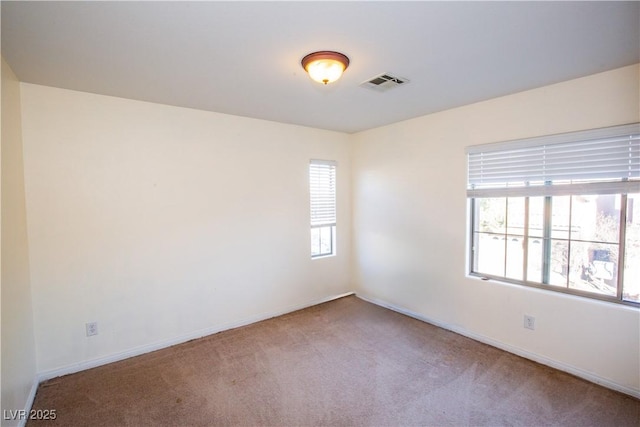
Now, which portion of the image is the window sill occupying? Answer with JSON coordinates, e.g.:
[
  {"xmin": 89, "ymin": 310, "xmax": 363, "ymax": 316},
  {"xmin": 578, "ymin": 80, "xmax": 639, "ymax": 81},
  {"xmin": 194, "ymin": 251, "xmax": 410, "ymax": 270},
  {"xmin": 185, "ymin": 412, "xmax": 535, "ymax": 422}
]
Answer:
[
  {"xmin": 311, "ymin": 253, "xmax": 336, "ymax": 260},
  {"xmin": 466, "ymin": 272, "xmax": 639, "ymax": 309}
]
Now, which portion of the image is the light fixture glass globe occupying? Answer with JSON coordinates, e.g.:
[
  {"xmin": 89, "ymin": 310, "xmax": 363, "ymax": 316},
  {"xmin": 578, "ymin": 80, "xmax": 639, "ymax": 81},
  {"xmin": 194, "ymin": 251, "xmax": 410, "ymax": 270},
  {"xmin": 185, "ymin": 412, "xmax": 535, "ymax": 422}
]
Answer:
[
  {"xmin": 301, "ymin": 51, "xmax": 350, "ymax": 85},
  {"xmin": 306, "ymin": 59, "xmax": 346, "ymax": 85}
]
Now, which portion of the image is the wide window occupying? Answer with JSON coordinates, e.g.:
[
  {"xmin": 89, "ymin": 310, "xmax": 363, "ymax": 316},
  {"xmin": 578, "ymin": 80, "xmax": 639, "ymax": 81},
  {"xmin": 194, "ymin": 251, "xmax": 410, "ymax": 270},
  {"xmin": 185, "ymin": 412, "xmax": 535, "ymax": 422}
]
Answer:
[
  {"xmin": 310, "ymin": 160, "xmax": 337, "ymax": 258},
  {"xmin": 467, "ymin": 123, "xmax": 640, "ymax": 306}
]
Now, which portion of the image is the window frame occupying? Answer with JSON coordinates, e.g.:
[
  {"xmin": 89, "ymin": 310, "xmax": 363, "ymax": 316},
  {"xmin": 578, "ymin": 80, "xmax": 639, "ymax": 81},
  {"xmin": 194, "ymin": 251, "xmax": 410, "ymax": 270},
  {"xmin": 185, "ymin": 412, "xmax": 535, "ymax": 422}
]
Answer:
[
  {"xmin": 466, "ymin": 123, "xmax": 640, "ymax": 307},
  {"xmin": 309, "ymin": 160, "xmax": 337, "ymax": 259}
]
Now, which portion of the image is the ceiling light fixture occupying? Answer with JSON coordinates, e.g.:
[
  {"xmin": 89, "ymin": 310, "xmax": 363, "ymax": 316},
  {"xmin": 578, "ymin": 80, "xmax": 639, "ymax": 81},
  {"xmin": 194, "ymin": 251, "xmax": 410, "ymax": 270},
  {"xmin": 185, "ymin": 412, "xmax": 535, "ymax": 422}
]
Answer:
[{"xmin": 301, "ymin": 51, "xmax": 350, "ymax": 85}]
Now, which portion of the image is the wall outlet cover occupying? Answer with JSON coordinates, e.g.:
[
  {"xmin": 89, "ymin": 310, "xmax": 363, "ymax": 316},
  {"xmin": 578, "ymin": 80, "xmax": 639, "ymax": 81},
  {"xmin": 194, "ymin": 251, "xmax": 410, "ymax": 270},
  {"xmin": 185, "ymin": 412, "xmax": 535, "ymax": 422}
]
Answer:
[
  {"xmin": 86, "ymin": 322, "xmax": 98, "ymax": 336},
  {"xmin": 524, "ymin": 315, "xmax": 535, "ymax": 330}
]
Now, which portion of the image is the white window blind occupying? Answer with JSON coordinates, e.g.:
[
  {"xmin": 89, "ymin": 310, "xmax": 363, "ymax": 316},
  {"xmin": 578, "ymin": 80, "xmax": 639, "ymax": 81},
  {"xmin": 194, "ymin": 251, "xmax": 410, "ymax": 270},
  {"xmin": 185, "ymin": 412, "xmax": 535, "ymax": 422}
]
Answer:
[
  {"xmin": 310, "ymin": 160, "xmax": 337, "ymax": 227},
  {"xmin": 467, "ymin": 123, "xmax": 640, "ymax": 198}
]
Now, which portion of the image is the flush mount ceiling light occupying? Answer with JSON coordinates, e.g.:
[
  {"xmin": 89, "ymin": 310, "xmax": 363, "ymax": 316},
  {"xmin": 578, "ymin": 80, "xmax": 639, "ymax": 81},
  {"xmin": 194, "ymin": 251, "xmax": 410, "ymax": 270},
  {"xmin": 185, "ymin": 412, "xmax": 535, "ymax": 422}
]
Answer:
[{"xmin": 301, "ymin": 51, "xmax": 350, "ymax": 85}]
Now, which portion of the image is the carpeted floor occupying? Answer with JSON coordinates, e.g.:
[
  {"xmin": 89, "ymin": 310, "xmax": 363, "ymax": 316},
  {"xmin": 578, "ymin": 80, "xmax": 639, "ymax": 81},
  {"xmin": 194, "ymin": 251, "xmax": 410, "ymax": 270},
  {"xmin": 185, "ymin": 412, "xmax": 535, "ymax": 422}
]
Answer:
[{"xmin": 28, "ymin": 295, "xmax": 639, "ymax": 426}]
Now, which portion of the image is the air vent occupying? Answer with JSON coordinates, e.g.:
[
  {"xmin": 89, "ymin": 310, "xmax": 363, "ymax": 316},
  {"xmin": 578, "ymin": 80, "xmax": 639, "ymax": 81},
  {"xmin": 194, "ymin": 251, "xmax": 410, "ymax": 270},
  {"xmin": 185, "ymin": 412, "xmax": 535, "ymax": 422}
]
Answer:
[{"xmin": 360, "ymin": 73, "xmax": 409, "ymax": 92}]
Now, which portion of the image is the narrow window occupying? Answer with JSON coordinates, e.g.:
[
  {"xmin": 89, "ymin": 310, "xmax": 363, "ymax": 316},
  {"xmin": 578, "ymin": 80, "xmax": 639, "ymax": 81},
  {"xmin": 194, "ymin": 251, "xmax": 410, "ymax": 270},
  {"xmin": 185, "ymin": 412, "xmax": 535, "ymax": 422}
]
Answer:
[
  {"xmin": 310, "ymin": 160, "xmax": 337, "ymax": 258},
  {"xmin": 467, "ymin": 123, "xmax": 640, "ymax": 306}
]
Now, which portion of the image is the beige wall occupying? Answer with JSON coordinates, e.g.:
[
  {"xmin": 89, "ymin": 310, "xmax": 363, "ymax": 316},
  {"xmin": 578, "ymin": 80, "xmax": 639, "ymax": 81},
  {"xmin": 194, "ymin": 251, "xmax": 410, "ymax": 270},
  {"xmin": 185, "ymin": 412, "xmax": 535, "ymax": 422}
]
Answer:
[
  {"xmin": 351, "ymin": 64, "xmax": 640, "ymax": 395},
  {"xmin": 1, "ymin": 58, "xmax": 38, "ymax": 425},
  {"xmin": 19, "ymin": 84, "xmax": 352, "ymax": 374}
]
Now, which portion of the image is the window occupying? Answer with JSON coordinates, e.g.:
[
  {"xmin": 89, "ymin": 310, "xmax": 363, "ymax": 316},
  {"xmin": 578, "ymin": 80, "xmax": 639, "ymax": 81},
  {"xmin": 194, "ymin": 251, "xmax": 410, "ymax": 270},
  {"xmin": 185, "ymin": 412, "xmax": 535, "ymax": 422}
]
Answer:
[
  {"xmin": 467, "ymin": 123, "xmax": 640, "ymax": 306},
  {"xmin": 310, "ymin": 160, "xmax": 337, "ymax": 258}
]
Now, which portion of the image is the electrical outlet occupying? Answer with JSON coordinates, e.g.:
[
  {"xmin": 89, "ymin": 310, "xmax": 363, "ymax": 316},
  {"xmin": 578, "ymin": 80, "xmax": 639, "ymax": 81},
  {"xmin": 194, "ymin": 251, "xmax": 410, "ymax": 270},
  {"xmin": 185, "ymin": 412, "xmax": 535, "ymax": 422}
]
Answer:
[
  {"xmin": 86, "ymin": 322, "xmax": 98, "ymax": 337},
  {"xmin": 524, "ymin": 315, "xmax": 535, "ymax": 330}
]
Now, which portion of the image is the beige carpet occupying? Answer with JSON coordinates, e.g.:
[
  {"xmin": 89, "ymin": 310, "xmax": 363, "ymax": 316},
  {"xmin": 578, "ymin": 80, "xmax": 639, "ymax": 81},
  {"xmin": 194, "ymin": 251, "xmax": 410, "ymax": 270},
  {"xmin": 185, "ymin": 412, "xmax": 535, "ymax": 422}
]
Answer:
[{"xmin": 28, "ymin": 296, "xmax": 639, "ymax": 426}]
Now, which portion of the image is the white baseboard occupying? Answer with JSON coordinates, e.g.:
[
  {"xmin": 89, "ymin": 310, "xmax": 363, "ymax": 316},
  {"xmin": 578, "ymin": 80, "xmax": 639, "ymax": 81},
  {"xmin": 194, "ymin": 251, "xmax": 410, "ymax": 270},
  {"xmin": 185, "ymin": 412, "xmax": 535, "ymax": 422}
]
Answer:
[
  {"xmin": 16, "ymin": 378, "xmax": 39, "ymax": 427},
  {"xmin": 356, "ymin": 293, "xmax": 640, "ymax": 399},
  {"xmin": 38, "ymin": 291, "xmax": 355, "ymax": 383}
]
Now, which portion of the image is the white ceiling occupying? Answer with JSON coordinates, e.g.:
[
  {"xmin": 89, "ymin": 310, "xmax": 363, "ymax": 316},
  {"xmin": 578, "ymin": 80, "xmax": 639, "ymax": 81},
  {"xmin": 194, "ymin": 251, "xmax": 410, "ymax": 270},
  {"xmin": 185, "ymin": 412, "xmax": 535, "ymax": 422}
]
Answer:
[{"xmin": 2, "ymin": 1, "xmax": 639, "ymax": 134}]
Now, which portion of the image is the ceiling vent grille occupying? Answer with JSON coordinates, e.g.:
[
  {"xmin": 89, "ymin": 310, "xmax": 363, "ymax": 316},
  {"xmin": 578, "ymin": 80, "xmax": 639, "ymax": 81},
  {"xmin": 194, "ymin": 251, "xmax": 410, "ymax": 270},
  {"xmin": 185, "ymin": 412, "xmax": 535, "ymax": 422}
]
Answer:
[{"xmin": 360, "ymin": 73, "xmax": 409, "ymax": 92}]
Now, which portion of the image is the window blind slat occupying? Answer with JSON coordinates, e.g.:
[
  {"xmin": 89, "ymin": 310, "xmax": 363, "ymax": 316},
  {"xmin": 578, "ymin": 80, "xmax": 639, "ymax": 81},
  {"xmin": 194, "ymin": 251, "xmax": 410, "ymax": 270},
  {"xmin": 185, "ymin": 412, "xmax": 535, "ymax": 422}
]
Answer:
[
  {"xmin": 310, "ymin": 160, "xmax": 336, "ymax": 227},
  {"xmin": 467, "ymin": 124, "xmax": 640, "ymax": 197}
]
